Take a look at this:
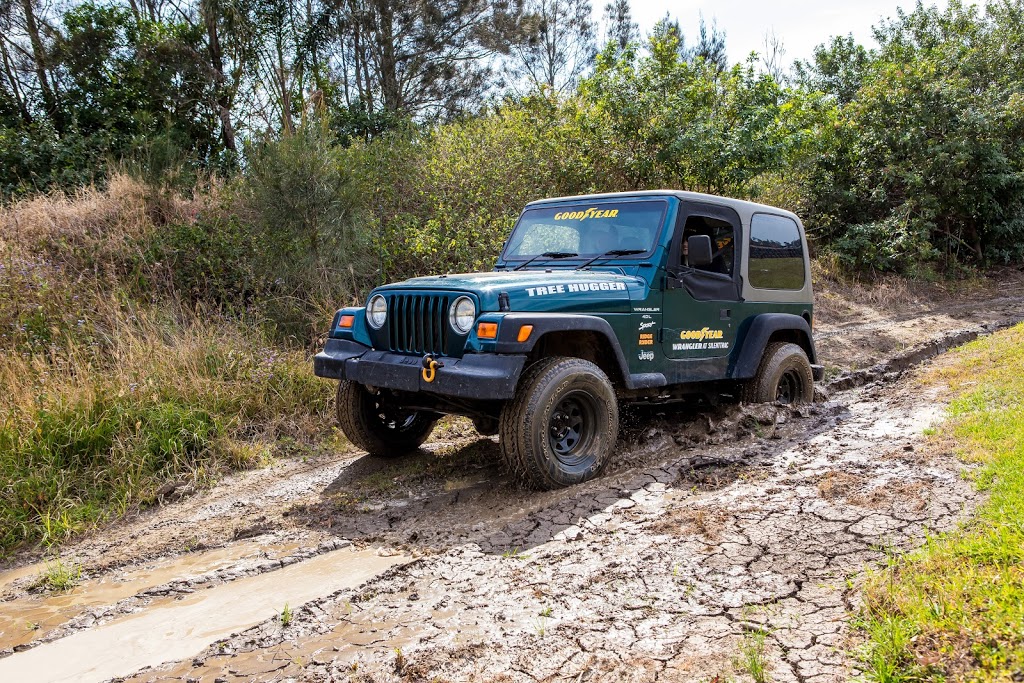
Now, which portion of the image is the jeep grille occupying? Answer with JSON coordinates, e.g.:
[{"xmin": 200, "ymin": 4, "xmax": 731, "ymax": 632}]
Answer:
[{"xmin": 386, "ymin": 293, "xmax": 452, "ymax": 356}]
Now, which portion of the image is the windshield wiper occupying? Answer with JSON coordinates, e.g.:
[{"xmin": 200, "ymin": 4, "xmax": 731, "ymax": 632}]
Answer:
[
  {"xmin": 577, "ymin": 249, "xmax": 646, "ymax": 270},
  {"xmin": 513, "ymin": 251, "xmax": 579, "ymax": 271}
]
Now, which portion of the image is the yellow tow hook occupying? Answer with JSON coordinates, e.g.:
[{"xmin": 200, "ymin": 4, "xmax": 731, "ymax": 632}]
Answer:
[{"xmin": 421, "ymin": 355, "xmax": 443, "ymax": 383}]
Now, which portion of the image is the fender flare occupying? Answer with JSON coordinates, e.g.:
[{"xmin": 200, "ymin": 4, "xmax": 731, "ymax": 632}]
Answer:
[
  {"xmin": 730, "ymin": 313, "xmax": 818, "ymax": 380},
  {"xmin": 493, "ymin": 313, "xmax": 665, "ymax": 390}
]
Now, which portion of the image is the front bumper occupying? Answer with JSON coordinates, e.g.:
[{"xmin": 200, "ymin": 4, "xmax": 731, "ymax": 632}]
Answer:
[{"xmin": 313, "ymin": 338, "xmax": 526, "ymax": 400}]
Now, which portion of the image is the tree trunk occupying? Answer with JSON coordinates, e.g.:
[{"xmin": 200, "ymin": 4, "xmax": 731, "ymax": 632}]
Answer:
[
  {"xmin": 19, "ymin": 0, "xmax": 61, "ymax": 133},
  {"xmin": 0, "ymin": 37, "xmax": 32, "ymax": 125},
  {"xmin": 375, "ymin": 2, "xmax": 402, "ymax": 114},
  {"xmin": 202, "ymin": 3, "xmax": 237, "ymax": 153}
]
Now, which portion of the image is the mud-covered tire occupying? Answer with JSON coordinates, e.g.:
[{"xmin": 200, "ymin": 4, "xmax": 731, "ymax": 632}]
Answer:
[
  {"xmin": 499, "ymin": 357, "xmax": 618, "ymax": 490},
  {"xmin": 472, "ymin": 416, "xmax": 499, "ymax": 437},
  {"xmin": 336, "ymin": 381, "xmax": 437, "ymax": 457},
  {"xmin": 743, "ymin": 342, "xmax": 814, "ymax": 405}
]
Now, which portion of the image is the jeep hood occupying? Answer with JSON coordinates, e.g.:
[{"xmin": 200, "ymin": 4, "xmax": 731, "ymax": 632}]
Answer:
[{"xmin": 375, "ymin": 271, "xmax": 645, "ymax": 314}]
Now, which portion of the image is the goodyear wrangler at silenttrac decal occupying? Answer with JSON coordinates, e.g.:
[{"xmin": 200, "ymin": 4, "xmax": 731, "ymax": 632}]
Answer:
[{"xmin": 673, "ymin": 328, "xmax": 729, "ymax": 351}]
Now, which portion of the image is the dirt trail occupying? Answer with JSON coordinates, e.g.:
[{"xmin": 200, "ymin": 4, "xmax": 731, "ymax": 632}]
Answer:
[{"xmin": 0, "ymin": 273, "xmax": 1021, "ymax": 682}]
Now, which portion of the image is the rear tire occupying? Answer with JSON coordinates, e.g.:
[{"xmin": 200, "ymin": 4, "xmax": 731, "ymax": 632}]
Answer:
[
  {"xmin": 499, "ymin": 357, "xmax": 618, "ymax": 490},
  {"xmin": 336, "ymin": 381, "xmax": 437, "ymax": 456},
  {"xmin": 743, "ymin": 342, "xmax": 814, "ymax": 405},
  {"xmin": 472, "ymin": 416, "xmax": 499, "ymax": 437}
]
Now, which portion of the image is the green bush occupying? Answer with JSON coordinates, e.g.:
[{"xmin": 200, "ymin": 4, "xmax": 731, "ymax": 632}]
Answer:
[
  {"xmin": 143, "ymin": 215, "xmax": 263, "ymax": 307},
  {"xmin": 0, "ymin": 391, "xmax": 222, "ymax": 550},
  {"xmin": 798, "ymin": 1, "xmax": 1024, "ymax": 271}
]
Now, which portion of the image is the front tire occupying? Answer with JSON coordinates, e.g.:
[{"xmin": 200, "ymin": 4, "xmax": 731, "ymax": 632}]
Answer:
[
  {"xmin": 743, "ymin": 342, "xmax": 814, "ymax": 405},
  {"xmin": 499, "ymin": 357, "xmax": 619, "ymax": 490},
  {"xmin": 336, "ymin": 381, "xmax": 437, "ymax": 456}
]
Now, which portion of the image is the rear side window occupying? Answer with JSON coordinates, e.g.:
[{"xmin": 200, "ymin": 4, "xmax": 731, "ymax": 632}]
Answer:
[{"xmin": 748, "ymin": 214, "xmax": 805, "ymax": 290}]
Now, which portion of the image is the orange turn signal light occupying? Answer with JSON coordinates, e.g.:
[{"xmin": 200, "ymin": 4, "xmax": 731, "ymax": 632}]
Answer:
[
  {"xmin": 339, "ymin": 314, "xmax": 355, "ymax": 328},
  {"xmin": 517, "ymin": 325, "xmax": 534, "ymax": 343},
  {"xmin": 477, "ymin": 322, "xmax": 498, "ymax": 339}
]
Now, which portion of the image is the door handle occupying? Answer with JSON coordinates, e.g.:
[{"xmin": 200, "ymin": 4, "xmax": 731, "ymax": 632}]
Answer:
[{"xmin": 720, "ymin": 308, "xmax": 731, "ymax": 320}]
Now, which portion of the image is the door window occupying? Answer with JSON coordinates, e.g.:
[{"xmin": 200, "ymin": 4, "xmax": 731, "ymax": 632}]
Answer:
[{"xmin": 681, "ymin": 215, "xmax": 735, "ymax": 276}]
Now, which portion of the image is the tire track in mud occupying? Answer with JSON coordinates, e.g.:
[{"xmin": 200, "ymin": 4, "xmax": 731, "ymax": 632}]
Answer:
[{"xmin": 124, "ymin": 319, "xmax": 1023, "ymax": 683}]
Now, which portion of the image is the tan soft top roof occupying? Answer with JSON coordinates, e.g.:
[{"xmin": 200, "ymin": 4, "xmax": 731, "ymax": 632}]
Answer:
[{"xmin": 525, "ymin": 190, "xmax": 801, "ymax": 224}]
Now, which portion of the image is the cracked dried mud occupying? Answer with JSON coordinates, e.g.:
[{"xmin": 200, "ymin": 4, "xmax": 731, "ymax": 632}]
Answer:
[{"xmin": 2, "ymin": 272, "xmax": 1023, "ymax": 683}]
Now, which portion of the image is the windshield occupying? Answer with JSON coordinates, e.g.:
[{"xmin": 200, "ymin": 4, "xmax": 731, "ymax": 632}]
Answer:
[{"xmin": 503, "ymin": 200, "xmax": 668, "ymax": 260}]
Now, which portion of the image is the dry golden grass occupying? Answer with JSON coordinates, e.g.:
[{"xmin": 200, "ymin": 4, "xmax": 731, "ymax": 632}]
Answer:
[
  {"xmin": 0, "ymin": 174, "xmax": 209, "ymax": 246},
  {"xmin": 0, "ymin": 176, "xmax": 334, "ymax": 554}
]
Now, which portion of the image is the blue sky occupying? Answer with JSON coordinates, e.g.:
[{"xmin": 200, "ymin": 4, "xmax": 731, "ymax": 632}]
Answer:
[{"xmin": 610, "ymin": 0, "xmax": 950, "ymax": 66}]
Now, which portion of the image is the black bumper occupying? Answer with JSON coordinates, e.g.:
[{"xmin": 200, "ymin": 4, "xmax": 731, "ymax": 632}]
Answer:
[{"xmin": 313, "ymin": 338, "xmax": 526, "ymax": 400}]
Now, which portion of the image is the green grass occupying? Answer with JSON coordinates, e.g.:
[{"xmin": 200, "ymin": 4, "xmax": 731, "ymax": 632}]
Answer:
[
  {"xmin": 30, "ymin": 558, "xmax": 82, "ymax": 592},
  {"xmin": 0, "ymin": 316, "xmax": 332, "ymax": 555},
  {"xmin": 734, "ymin": 629, "xmax": 770, "ymax": 683},
  {"xmin": 858, "ymin": 323, "xmax": 1024, "ymax": 681}
]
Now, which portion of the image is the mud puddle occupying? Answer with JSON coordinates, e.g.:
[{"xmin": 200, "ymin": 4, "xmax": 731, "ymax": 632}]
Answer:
[
  {"xmin": 0, "ymin": 562, "xmax": 46, "ymax": 593},
  {"xmin": 0, "ymin": 537, "xmax": 313, "ymax": 652},
  {"xmin": 0, "ymin": 546, "xmax": 409, "ymax": 683}
]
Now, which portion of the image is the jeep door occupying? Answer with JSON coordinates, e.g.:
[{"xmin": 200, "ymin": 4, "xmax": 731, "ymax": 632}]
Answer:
[{"xmin": 660, "ymin": 201, "xmax": 743, "ymax": 381}]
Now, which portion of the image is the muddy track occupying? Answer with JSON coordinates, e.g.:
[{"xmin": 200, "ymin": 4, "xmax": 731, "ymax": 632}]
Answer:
[
  {"xmin": 114, "ymin": 377, "xmax": 969, "ymax": 683},
  {"xmin": 0, "ymin": 292, "xmax": 1021, "ymax": 682}
]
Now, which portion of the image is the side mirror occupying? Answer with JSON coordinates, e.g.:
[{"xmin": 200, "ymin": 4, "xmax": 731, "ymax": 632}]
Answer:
[{"xmin": 687, "ymin": 235, "xmax": 713, "ymax": 268}]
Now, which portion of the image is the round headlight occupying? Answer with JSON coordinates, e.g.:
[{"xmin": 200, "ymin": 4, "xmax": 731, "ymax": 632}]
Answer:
[
  {"xmin": 367, "ymin": 294, "xmax": 387, "ymax": 329},
  {"xmin": 449, "ymin": 296, "xmax": 476, "ymax": 334}
]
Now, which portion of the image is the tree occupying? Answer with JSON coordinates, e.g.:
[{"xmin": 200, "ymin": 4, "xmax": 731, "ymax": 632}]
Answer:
[
  {"xmin": 311, "ymin": 0, "xmax": 527, "ymax": 121},
  {"xmin": 602, "ymin": 0, "xmax": 637, "ymax": 52},
  {"xmin": 799, "ymin": 0, "xmax": 1024, "ymax": 270},
  {"xmin": 646, "ymin": 12, "xmax": 726, "ymax": 69},
  {"xmin": 761, "ymin": 29, "xmax": 787, "ymax": 83},
  {"xmin": 793, "ymin": 34, "xmax": 870, "ymax": 105},
  {"xmin": 506, "ymin": 0, "xmax": 596, "ymax": 92},
  {"xmin": 579, "ymin": 34, "xmax": 790, "ymax": 195},
  {"xmin": 691, "ymin": 14, "xmax": 726, "ymax": 70}
]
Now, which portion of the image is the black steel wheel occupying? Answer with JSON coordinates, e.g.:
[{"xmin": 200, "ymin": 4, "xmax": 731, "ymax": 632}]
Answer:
[
  {"xmin": 547, "ymin": 391, "xmax": 598, "ymax": 466},
  {"xmin": 499, "ymin": 357, "xmax": 618, "ymax": 490},
  {"xmin": 336, "ymin": 381, "xmax": 438, "ymax": 456},
  {"xmin": 775, "ymin": 367, "xmax": 806, "ymax": 405},
  {"xmin": 742, "ymin": 342, "xmax": 815, "ymax": 405}
]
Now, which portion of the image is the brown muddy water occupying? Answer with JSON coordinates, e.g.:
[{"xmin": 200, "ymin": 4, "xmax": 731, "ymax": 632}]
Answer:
[
  {"xmin": 0, "ymin": 547, "xmax": 408, "ymax": 683},
  {"xmin": 0, "ymin": 538, "xmax": 307, "ymax": 652}
]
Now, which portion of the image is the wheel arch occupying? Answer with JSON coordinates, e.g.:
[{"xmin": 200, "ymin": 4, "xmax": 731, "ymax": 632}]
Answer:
[
  {"xmin": 494, "ymin": 313, "xmax": 641, "ymax": 389},
  {"xmin": 528, "ymin": 329, "xmax": 625, "ymax": 387},
  {"xmin": 730, "ymin": 313, "xmax": 817, "ymax": 380}
]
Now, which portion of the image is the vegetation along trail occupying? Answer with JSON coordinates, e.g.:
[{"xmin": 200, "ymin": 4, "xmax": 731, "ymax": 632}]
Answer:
[{"xmin": 0, "ymin": 278, "xmax": 1022, "ymax": 681}]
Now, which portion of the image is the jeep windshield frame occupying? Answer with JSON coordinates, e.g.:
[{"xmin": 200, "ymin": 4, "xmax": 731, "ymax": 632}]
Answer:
[{"xmin": 498, "ymin": 199, "xmax": 669, "ymax": 267}]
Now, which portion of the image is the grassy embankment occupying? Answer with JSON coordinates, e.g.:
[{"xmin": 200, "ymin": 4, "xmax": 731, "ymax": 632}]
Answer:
[
  {"xmin": 859, "ymin": 323, "xmax": 1024, "ymax": 680},
  {"xmin": 0, "ymin": 177, "xmax": 334, "ymax": 556}
]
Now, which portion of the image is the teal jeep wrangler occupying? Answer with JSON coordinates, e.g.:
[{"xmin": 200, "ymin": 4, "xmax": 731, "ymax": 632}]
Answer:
[{"xmin": 315, "ymin": 191, "xmax": 822, "ymax": 489}]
